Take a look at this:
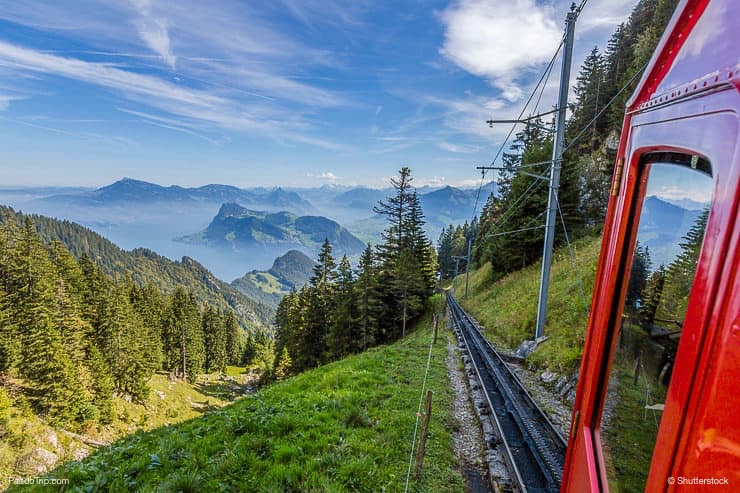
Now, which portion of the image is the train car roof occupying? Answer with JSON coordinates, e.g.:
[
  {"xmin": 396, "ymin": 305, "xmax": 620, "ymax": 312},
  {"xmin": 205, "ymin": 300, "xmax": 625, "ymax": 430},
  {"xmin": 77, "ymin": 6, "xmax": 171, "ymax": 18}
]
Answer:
[{"xmin": 627, "ymin": 0, "xmax": 739, "ymax": 113}]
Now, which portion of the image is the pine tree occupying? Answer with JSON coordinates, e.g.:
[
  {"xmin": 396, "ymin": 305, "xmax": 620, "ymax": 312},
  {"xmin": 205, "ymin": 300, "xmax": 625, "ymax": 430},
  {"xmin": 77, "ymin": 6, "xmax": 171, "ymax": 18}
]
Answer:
[
  {"xmin": 203, "ymin": 305, "xmax": 228, "ymax": 373},
  {"xmin": 568, "ymin": 47, "xmax": 607, "ymax": 152},
  {"xmin": 626, "ymin": 242, "xmax": 652, "ymax": 312},
  {"xmin": 655, "ymin": 209, "xmax": 708, "ymax": 324},
  {"xmin": 302, "ymin": 239, "xmax": 337, "ymax": 366},
  {"xmin": 98, "ymin": 285, "xmax": 158, "ymax": 401},
  {"xmin": 223, "ymin": 310, "xmax": 242, "ymax": 366},
  {"xmin": 162, "ymin": 288, "xmax": 206, "ymax": 382},
  {"xmin": 327, "ymin": 255, "xmax": 357, "ymax": 359},
  {"xmin": 354, "ymin": 245, "xmax": 382, "ymax": 351},
  {"xmin": 437, "ymin": 226, "xmax": 456, "ymax": 279},
  {"xmin": 273, "ymin": 288, "xmax": 305, "ymax": 372},
  {"xmin": 128, "ymin": 281, "xmax": 165, "ymax": 371},
  {"xmin": 0, "ymin": 218, "xmax": 17, "ymax": 376},
  {"xmin": 10, "ymin": 218, "xmax": 86, "ymax": 424},
  {"xmin": 374, "ymin": 167, "xmax": 414, "ymax": 262},
  {"xmin": 407, "ymin": 191, "xmax": 438, "ymax": 295},
  {"xmin": 273, "ymin": 346, "xmax": 292, "ymax": 381},
  {"xmin": 85, "ymin": 344, "xmax": 115, "ymax": 423}
]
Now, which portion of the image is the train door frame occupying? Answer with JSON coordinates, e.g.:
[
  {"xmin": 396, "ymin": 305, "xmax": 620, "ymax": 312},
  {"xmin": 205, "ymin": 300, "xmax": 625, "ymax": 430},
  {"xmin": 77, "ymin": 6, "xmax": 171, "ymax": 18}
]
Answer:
[{"xmin": 560, "ymin": 0, "xmax": 740, "ymax": 487}]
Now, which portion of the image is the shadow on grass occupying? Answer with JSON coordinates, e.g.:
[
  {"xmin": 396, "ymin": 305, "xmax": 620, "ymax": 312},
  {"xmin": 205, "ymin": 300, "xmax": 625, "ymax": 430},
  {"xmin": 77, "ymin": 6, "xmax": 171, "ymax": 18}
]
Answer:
[{"xmin": 192, "ymin": 381, "xmax": 251, "ymax": 401}]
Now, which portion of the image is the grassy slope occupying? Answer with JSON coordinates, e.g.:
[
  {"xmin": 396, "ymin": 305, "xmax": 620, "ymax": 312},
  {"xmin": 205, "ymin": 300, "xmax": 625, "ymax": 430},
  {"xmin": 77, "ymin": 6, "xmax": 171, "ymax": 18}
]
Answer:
[
  {"xmin": 1, "ymin": 371, "xmax": 251, "ymax": 483},
  {"xmin": 15, "ymin": 311, "xmax": 463, "ymax": 492},
  {"xmin": 455, "ymin": 235, "xmax": 601, "ymax": 373}
]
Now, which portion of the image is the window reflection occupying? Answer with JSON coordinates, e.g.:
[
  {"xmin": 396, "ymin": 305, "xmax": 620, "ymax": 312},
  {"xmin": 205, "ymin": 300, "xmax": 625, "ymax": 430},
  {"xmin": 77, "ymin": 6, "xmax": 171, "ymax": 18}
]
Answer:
[{"xmin": 600, "ymin": 155, "xmax": 712, "ymax": 492}]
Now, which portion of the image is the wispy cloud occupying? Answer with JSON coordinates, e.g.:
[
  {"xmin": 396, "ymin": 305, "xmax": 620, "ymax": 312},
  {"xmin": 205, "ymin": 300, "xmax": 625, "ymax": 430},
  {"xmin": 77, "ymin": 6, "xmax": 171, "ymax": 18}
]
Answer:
[
  {"xmin": 130, "ymin": 0, "xmax": 177, "ymax": 69},
  {"xmin": 437, "ymin": 141, "xmax": 481, "ymax": 153},
  {"xmin": 0, "ymin": 94, "xmax": 22, "ymax": 111},
  {"xmin": 0, "ymin": 0, "xmax": 356, "ymax": 148},
  {"xmin": 0, "ymin": 40, "xmax": 347, "ymax": 148},
  {"xmin": 0, "ymin": 114, "xmax": 135, "ymax": 146}
]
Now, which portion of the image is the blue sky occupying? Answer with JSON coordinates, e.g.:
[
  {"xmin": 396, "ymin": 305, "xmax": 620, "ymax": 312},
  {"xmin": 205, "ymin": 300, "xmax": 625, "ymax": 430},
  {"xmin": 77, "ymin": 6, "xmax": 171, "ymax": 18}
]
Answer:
[{"xmin": 0, "ymin": 0, "xmax": 636, "ymax": 189}]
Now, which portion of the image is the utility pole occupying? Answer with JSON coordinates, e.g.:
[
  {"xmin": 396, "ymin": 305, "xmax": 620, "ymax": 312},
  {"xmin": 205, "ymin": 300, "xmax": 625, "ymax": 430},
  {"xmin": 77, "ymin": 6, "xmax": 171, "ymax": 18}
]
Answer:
[
  {"xmin": 451, "ymin": 255, "xmax": 465, "ymax": 293},
  {"xmin": 464, "ymin": 237, "xmax": 472, "ymax": 298},
  {"xmin": 535, "ymin": 5, "xmax": 577, "ymax": 339}
]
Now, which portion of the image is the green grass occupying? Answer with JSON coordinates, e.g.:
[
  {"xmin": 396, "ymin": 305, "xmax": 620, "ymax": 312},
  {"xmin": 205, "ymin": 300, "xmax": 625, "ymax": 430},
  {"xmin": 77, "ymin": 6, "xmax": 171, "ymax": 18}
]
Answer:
[
  {"xmin": 0, "ymin": 371, "xmax": 250, "ymax": 484},
  {"xmin": 452, "ymin": 235, "xmax": 601, "ymax": 373},
  {"xmin": 13, "ymin": 310, "xmax": 463, "ymax": 492},
  {"xmin": 601, "ymin": 360, "xmax": 663, "ymax": 493},
  {"xmin": 246, "ymin": 271, "xmax": 287, "ymax": 295}
]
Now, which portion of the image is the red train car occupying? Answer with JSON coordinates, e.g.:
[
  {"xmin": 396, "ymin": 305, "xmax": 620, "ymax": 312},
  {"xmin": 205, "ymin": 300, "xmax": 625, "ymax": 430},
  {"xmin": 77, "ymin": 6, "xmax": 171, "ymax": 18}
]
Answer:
[{"xmin": 561, "ymin": 0, "xmax": 739, "ymax": 491}]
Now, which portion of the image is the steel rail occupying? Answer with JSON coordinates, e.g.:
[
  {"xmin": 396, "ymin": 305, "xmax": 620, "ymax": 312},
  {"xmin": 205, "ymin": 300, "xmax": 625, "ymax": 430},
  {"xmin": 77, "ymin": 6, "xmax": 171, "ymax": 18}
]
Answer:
[{"xmin": 447, "ymin": 293, "xmax": 566, "ymax": 493}]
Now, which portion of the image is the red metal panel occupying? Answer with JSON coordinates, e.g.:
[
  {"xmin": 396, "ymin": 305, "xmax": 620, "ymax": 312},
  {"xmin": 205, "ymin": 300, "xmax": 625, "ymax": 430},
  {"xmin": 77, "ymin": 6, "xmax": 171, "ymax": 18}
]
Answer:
[
  {"xmin": 561, "ymin": 0, "xmax": 740, "ymax": 488},
  {"xmin": 665, "ymin": 188, "xmax": 740, "ymax": 491}
]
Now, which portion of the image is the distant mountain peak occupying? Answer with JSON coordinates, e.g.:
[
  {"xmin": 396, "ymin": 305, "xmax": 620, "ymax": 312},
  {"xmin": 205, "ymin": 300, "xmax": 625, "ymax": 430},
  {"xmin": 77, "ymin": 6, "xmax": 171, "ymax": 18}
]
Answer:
[{"xmin": 216, "ymin": 202, "xmax": 247, "ymax": 218}]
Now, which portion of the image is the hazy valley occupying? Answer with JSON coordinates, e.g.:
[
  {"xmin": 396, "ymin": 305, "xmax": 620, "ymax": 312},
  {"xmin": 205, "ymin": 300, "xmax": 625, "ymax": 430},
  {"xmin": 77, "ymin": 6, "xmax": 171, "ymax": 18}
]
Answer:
[{"xmin": 0, "ymin": 178, "xmax": 496, "ymax": 283}]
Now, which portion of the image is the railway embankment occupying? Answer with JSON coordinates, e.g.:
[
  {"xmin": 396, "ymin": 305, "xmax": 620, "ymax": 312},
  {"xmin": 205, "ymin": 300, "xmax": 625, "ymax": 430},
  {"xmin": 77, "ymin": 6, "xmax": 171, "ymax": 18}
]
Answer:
[{"xmin": 451, "ymin": 235, "xmax": 601, "ymax": 382}]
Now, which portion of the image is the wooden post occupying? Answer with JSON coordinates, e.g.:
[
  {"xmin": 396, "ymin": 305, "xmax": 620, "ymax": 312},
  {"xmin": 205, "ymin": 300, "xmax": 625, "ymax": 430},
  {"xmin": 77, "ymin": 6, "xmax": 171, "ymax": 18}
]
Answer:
[
  {"xmin": 414, "ymin": 390, "xmax": 433, "ymax": 480},
  {"xmin": 433, "ymin": 314, "xmax": 439, "ymax": 344}
]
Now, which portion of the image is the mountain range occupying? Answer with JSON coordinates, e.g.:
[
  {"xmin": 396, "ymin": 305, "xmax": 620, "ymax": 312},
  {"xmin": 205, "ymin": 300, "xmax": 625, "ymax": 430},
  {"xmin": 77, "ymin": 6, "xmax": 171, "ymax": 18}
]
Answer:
[
  {"xmin": 638, "ymin": 195, "xmax": 705, "ymax": 267},
  {"xmin": 32, "ymin": 178, "xmax": 313, "ymax": 214},
  {"xmin": 2, "ymin": 178, "xmax": 498, "ymax": 280}
]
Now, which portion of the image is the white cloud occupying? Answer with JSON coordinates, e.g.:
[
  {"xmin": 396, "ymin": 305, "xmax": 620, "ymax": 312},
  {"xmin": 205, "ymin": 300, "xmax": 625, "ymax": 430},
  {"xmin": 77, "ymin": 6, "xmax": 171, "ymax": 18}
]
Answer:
[
  {"xmin": 439, "ymin": 0, "xmax": 562, "ymax": 96},
  {"xmin": 653, "ymin": 186, "xmax": 712, "ymax": 204},
  {"xmin": 577, "ymin": 0, "xmax": 635, "ymax": 32},
  {"xmin": 0, "ymin": 95, "xmax": 20, "ymax": 110},
  {"xmin": 130, "ymin": 0, "xmax": 177, "ymax": 69},
  {"xmin": 318, "ymin": 171, "xmax": 340, "ymax": 182},
  {"xmin": 437, "ymin": 141, "xmax": 480, "ymax": 153},
  {"xmin": 413, "ymin": 176, "xmax": 481, "ymax": 188}
]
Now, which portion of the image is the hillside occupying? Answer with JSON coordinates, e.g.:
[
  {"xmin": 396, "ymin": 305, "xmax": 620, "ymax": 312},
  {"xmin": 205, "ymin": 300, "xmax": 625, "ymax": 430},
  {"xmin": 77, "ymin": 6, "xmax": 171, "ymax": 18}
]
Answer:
[
  {"xmin": 15, "ymin": 318, "xmax": 464, "ymax": 492},
  {"xmin": 0, "ymin": 206, "xmax": 272, "ymax": 329},
  {"xmin": 179, "ymin": 202, "xmax": 366, "ymax": 258},
  {"xmin": 232, "ymin": 250, "xmax": 316, "ymax": 309},
  {"xmin": 0, "ymin": 370, "xmax": 253, "ymax": 483},
  {"xmin": 454, "ymin": 235, "xmax": 602, "ymax": 373}
]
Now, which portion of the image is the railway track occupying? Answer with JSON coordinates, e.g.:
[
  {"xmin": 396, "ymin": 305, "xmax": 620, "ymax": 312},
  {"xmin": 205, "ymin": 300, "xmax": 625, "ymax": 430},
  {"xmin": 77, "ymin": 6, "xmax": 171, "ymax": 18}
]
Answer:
[{"xmin": 447, "ymin": 292, "xmax": 566, "ymax": 493}]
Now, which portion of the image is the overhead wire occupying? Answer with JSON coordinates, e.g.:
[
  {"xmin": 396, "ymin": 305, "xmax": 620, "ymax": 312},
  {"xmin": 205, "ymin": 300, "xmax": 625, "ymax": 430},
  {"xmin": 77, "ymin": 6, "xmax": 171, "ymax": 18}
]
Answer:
[
  {"xmin": 555, "ymin": 195, "xmax": 590, "ymax": 314},
  {"xmin": 562, "ymin": 60, "xmax": 649, "ymax": 154},
  {"xmin": 403, "ymin": 330, "xmax": 435, "ymax": 493},
  {"xmin": 461, "ymin": 0, "xmax": 595, "ymax": 290},
  {"xmin": 460, "ymin": 30, "xmax": 567, "ymax": 273}
]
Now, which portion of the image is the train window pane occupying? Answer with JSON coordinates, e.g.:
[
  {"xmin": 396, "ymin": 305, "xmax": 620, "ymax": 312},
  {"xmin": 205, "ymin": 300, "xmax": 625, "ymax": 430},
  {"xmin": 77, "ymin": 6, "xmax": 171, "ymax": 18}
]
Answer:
[{"xmin": 600, "ymin": 153, "xmax": 712, "ymax": 492}]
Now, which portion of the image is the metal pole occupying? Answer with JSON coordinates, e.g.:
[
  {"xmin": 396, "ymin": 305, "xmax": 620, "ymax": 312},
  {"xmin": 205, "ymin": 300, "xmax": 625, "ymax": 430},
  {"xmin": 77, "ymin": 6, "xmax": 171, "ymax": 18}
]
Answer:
[
  {"xmin": 453, "ymin": 257, "xmax": 460, "ymax": 292},
  {"xmin": 464, "ymin": 238, "xmax": 472, "ymax": 299},
  {"xmin": 535, "ymin": 5, "xmax": 576, "ymax": 339}
]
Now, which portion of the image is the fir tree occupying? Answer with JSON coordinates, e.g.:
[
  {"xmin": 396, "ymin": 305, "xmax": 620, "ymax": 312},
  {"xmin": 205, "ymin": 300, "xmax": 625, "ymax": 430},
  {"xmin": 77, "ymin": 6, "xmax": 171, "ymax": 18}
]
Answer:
[
  {"xmin": 163, "ymin": 288, "xmax": 206, "ymax": 382},
  {"xmin": 10, "ymin": 218, "xmax": 86, "ymax": 424},
  {"xmin": 273, "ymin": 346, "xmax": 292, "ymax": 381},
  {"xmin": 354, "ymin": 245, "xmax": 382, "ymax": 351},
  {"xmin": 655, "ymin": 209, "xmax": 708, "ymax": 324},
  {"xmin": 327, "ymin": 255, "xmax": 357, "ymax": 359},
  {"xmin": 203, "ymin": 305, "xmax": 228, "ymax": 373},
  {"xmin": 98, "ymin": 285, "xmax": 158, "ymax": 401},
  {"xmin": 302, "ymin": 239, "xmax": 337, "ymax": 367},
  {"xmin": 223, "ymin": 310, "xmax": 242, "ymax": 366}
]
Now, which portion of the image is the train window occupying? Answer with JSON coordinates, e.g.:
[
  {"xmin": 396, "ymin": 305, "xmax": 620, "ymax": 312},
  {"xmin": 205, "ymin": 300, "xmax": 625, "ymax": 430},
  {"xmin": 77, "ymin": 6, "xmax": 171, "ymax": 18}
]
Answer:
[{"xmin": 599, "ymin": 152, "xmax": 712, "ymax": 492}]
